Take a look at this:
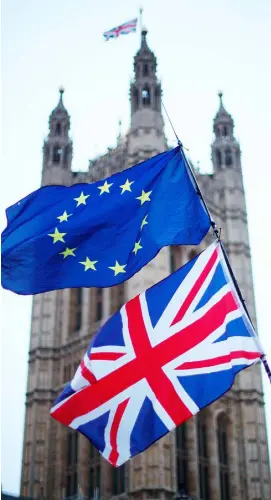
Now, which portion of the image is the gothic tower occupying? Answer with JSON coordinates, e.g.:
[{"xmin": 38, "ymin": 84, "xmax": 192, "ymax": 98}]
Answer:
[
  {"xmin": 20, "ymin": 30, "xmax": 271, "ymax": 500},
  {"xmin": 208, "ymin": 92, "xmax": 270, "ymax": 499},
  {"xmin": 128, "ymin": 28, "xmax": 166, "ymax": 163},
  {"xmin": 42, "ymin": 87, "xmax": 73, "ymax": 185}
]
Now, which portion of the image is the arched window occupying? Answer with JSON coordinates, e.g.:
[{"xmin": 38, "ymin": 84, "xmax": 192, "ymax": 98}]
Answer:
[
  {"xmin": 223, "ymin": 126, "xmax": 228, "ymax": 136},
  {"xmin": 188, "ymin": 249, "xmax": 198, "ymax": 261},
  {"xmin": 110, "ymin": 283, "xmax": 125, "ymax": 315},
  {"xmin": 69, "ymin": 288, "xmax": 82, "ymax": 334},
  {"xmin": 170, "ymin": 248, "xmax": 176, "ymax": 274},
  {"xmin": 96, "ymin": 289, "xmax": 103, "ymax": 321},
  {"xmin": 43, "ymin": 144, "xmax": 49, "ymax": 163},
  {"xmin": 66, "ymin": 430, "xmax": 78, "ymax": 497},
  {"xmin": 55, "ymin": 122, "xmax": 61, "ymax": 135},
  {"xmin": 143, "ymin": 63, "xmax": 149, "ymax": 76},
  {"xmin": 155, "ymin": 86, "xmax": 161, "ymax": 111},
  {"xmin": 113, "ymin": 464, "xmax": 125, "ymax": 494},
  {"xmin": 133, "ymin": 88, "xmax": 139, "ymax": 111},
  {"xmin": 170, "ymin": 246, "xmax": 183, "ymax": 273},
  {"xmin": 216, "ymin": 150, "xmax": 222, "ymax": 167},
  {"xmin": 67, "ymin": 430, "xmax": 78, "ymax": 466},
  {"xmin": 142, "ymin": 85, "xmax": 151, "ymax": 106},
  {"xmin": 53, "ymin": 145, "xmax": 61, "ymax": 164},
  {"xmin": 176, "ymin": 423, "xmax": 188, "ymax": 493},
  {"xmin": 63, "ymin": 146, "xmax": 69, "ymax": 166},
  {"xmin": 216, "ymin": 128, "xmax": 221, "ymax": 137},
  {"xmin": 217, "ymin": 414, "xmax": 230, "ymax": 500},
  {"xmin": 197, "ymin": 414, "xmax": 209, "ymax": 500},
  {"xmin": 89, "ymin": 443, "xmax": 101, "ymax": 500},
  {"xmin": 225, "ymin": 149, "xmax": 233, "ymax": 167}
]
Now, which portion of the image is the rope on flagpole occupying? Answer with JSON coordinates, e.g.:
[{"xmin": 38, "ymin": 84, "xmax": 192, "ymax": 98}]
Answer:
[
  {"xmin": 261, "ymin": 356, "xmax": 271, "ymax": 384},
  {"xmin": 161, "ymin": 100, "xmax": 270, "ymax": 385},
  {"xmin": 219, "ymin": 240, "xmax": 254, "ymax": 326},
  {"xmin": 161, "ymin": 100, "xmax": 180, "ymax": 147}
]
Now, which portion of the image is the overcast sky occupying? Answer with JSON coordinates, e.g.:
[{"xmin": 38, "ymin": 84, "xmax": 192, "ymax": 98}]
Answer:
[{"xmin": 1, "ymin": 0, "xmax": 271, "ymax": 494}]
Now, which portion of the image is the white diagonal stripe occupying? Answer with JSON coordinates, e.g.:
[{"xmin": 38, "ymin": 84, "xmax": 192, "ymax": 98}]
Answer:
[
  {"xmin": 168, "ymin": 283, "xmax": 232, "ymax": 336},
  {"xmin": 163, "ymin": 309, "xmax": 243, "ymax": 373},
  {"xmin": 153, "ymin": 241, "xmax": 218, "ymax": 339}
]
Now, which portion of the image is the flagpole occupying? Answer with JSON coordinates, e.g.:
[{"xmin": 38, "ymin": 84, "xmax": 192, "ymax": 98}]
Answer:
[
  {"xmin": 182, "ymin": 143, "xmax": 271, "ymax": 384},
  {"xmin": 139, "ymin": 7, "xmax": 143, "ymax": 32},
  {"xmin": 181, "ymin": 147, "xmax": 271, "ymax": 385},
  {"xmin": 161, "ymin": 104, "xmax": 271, "ymax": 385},
  {"xmin": 179, "ymin": 144, "xmax": 218, "ymax": 236},
  {"xmin": 219, "ymin": 240, "xmax": 254, "ymax": 325},
  {"xmin": 261, "ymin": 356, "xmax": 271, "ymax": 383}
]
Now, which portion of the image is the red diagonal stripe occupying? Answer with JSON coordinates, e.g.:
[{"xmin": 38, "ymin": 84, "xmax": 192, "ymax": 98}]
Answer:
[
  {"xmin": 176, "ymin": 350, "xmax": 261, "ymax": 371},
  {"xmin": 171, "ymin": 247, "xmax": 218, "ymax": 326},
  {"xmin": 90, "ymin": 352, "xmax": 125, "ymax": 361},
  {"xmin": 80, "ymin": 361, "xmax": 97, "ymax": 384},
  {"xmin": 146, "ymin": 368, "xmax": 193, "ymax": 424},
  {"xmin": 108, "ymin": 398, "xmax": 129, "ymax": 466},
  {"xmin": 126, "ymin": 296, "xmax": 152, "ymax": 356}
]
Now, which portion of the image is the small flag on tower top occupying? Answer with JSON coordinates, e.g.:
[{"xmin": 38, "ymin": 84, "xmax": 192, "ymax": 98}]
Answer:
[{"xmin": 103, "ymin": 18, "xmax": 138, "ymax": 41}]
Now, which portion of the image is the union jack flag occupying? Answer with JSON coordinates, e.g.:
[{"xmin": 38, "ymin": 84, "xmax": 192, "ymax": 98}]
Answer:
[
  {"xmin": 51, "ymin": 241, "xmax": 263, "ymax": 466},
  {"xmin": 103, "ymin": 18, "xmax": 138, "ymax": 41}
]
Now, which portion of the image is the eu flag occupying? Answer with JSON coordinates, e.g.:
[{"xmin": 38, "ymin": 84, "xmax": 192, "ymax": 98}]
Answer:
[{"xmin": 2, "ymin": 147, "xmax": 211, "ymax": 295}]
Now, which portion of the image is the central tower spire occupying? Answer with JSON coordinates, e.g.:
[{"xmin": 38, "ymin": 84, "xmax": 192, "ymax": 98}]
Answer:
[{"xmin": 128, "ymin": 28, "xmax": 166, "ymax": 162}]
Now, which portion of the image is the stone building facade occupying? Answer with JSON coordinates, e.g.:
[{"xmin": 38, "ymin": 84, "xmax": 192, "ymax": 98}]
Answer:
[{"xmin": 20, "ymin": 29, "xmax": 271, "ymax": 500}]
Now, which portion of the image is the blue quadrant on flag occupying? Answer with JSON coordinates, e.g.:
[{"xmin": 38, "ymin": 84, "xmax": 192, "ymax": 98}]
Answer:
[
  {"xmin": 50, "ymin": 241, "xmax": 262, "ymax": 466},
  {"xmin": 1, "ymin": 147, "xmax": 211, "ymax": 295}
]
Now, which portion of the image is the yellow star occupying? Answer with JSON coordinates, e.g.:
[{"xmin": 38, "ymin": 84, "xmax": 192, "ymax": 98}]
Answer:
[
  {"xmin": 119, "ymin": 179, "xmax": 134, "ymax": 194},
  {"xmin": 136, "ymin": 190, "xmax": 152, "ymax": 205},
  {"xmin": 108, "ymin": 260, "xmax": 127, "ymax": 276},
  {"xmin": 74, "ymin": 191, "xmax": 90, "ymax": 207},
  {"xmin": 79, "ymin": 257, "xmax": 98, "ymax": 271},
  {"xmin": 98, "ymin": 180, "xmax": 113, "ymax": 195},
  {"xmin": 132, "ymin": 240, "xmax": 143, "ymax": 255},
  {"xmin": 140, "ymin": 214, "xmax": 148, "ymax": 230},
  {"xmin": 48, "ymin": 227, "xmax": 66, "ymax": 244},
  {"xmin": 57, "ymin": 210, "xmax": 73, "ymax": 223},
  {"xmin": 59, "ymin": 247, "xmax": 77, "ymax": 258}
]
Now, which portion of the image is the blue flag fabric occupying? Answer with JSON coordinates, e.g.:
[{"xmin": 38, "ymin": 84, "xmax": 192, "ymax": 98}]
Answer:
[{"xmin": 2, "ymin": 147, "xmax": 211, "ymax": 295}]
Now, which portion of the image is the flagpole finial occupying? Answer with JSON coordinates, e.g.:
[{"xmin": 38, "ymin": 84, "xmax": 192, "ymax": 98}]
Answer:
[
  {"xmin": 139, "ymin": 6, "xmax": 143, "ymax": 32},
  {"xmin": 117, "ymin": 119, "xmax": 122, "ymax": 144},
  {"xmin": 218, "ymin": 91, "xmax": 223, "ymax": 105},
  {"xmin": 58, "ymin": 86, "xmax": 65, "ymax": 103},
  {"xmin": 141, "ymin": 25, "xmax": 148, "ymax": 46}
]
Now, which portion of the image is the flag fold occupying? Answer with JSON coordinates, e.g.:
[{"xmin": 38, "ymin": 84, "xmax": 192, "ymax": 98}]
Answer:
[
  {"xmin": 2, "ymin": 147, "xmax": 210, "ymax": 295},
  {"xmin": 50, "ymin": 241, "xmax": 262, "ymax": 466}
]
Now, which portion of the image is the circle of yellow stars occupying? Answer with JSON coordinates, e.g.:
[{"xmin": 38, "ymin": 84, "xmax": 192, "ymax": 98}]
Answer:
[{"xmin": 47, "ymin": 178, "xmax": 152, "ymax": 276}]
